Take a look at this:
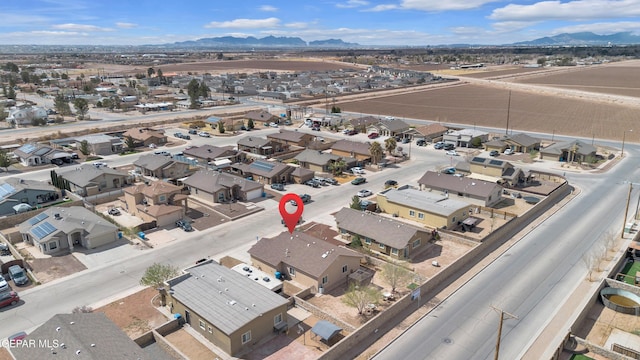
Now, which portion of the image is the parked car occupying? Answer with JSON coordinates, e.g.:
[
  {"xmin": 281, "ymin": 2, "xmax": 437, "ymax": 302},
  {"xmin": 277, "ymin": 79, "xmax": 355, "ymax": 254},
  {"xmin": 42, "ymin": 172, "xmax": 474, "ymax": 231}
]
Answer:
[
  {"xmin": 148, "ymin": 143, "xmax": 157, "ymax": 149},
  {"xmin": 441, "ymin": 167, "xmax": 456, "ymax": 175},
  {"xmin": 290, "ymin": 194, "xmax": 311, "ymax": 206},
  {"xmin": 489, "ymin": 150, "xmax": 500, "ymax": 157},
  {"xmin": 312, "ymin": 126, "xmax": 320, "ymax": 131},
  {"xmin": 7, "ymin": 331, "xmax": 27, "ymax": 346},
  {"xmin": 270, "ymin": 183, "xmax": 285, "ymax": 191},
  {"xmin": 92, "ymin": 161, "xmax": 107, "ymax": 168},
  {"xmin": 8, "ymin": 265, "xmax": 28, "ymax": 286},
  {"xmin": 504, "ymin": 148, "xmax": 514, "ymax": 155},
  {"xmin": 401, "ymin": 137, "xmax": 411, "ymax": 144},
  {"xmin": 357, "ymin": 189, "xmax": 373, "ymax": 197},
  {"xmin": 346, "ymin": 129, "xmax": 358, "ymax": 136},
  {"xmin": 0, "ymin": 291, "xmax": 19, "ymax": 309},
  {"xmin": 351, "ymin": 177, "xmax": 366, "ymax": 185},
  {"xmin": 188, "ymin": 129, "xmax": 198, "ymax": 135},
  {"xmin": 416, "ymin": 139, "xmax": 427, "ymax": 146},
  {"xmin": 198, "ymin": 131, "xmax": 211, "ymax": 138},
  {"xmin": 0, "ymin": 275, "xmax": 9, "ymax": 293},
  {"xmin": 446, "ymin": 150, "xmax": 459, "ymax": 156},
  {"xmin": 384, "ymin": 179, "xmax": 398, "ymax": 188},
  {"xmin": 269, "ymin": 122, "xmax": 279, "ymax": 128},
  {"xmin": 443, "ymin": 143, "xmax": 455, "ymax": 150},
  {"xmin": 154, "ymin": 150, "xmax": 171, "ymax": 156},
  {"xmin": 68, "ymin": 152, "xmax": 79, "ymax": 159},
  {"xmin": 176, "ymin": 219, "xmax": 193, "ymax": 232},
  {"xmin": 173, "ymin": 132, "xmax": 183, "ymax": 138},
  {"xmin": 108, "ymin": 208, "xmax": 121, "ymax": 216},
  {"xmin": 367, "ymin": 132, "xmax": 379, "ymax": 139},
  {"xmin": 313, "ymin": 177, "xmax": 329, "ymax": 186},
  {"xmin": 323, "ymin": 178, "xmax": 338, "ymax": 185},
  {"xmin": 304, "ymin": 179, "xmax": 321, "ymax": 188},
  {"xmin": 0, "ymin": 243, "xmax": 10, "ymax": 256},
  {"xmin": 351, "ymin": 167, "xmax": 365, "ymax": 175}
]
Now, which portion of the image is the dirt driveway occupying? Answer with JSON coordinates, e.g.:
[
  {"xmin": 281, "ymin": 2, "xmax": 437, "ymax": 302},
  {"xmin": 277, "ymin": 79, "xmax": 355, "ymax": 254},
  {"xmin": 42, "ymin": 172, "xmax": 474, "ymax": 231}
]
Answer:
[
  {"xmin": 163, "ymin": 329, "xmax": 219, "ymax": 360},
  {"xmin": 27, "ymin": 252, "xmax": 87, "ymax": 284}
]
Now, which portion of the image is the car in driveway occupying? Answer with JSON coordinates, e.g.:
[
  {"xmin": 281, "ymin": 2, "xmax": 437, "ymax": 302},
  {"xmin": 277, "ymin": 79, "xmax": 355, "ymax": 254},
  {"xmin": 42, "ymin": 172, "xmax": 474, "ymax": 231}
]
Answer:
[
  {"xmin": 434, "ymin": 142, "xmax": 445, "ymax": 149},
  {"xmin": 416, "ymin": 139, "xmax": 427, "ymax": 146},
  {"xmin": 351, "ymin": 167, "xmax": 365, "ymax": 175},
  {"xmin": 357, "ymin": 189, "xmax": 373, "ymax": 197},
  {"xmin": 198, "ymin": 131, "xmax": 211, "ymax": 137},
  {"xmin": 384, "ymin": 179, "xmax": 398, "ymax": 188},
  {"xmin": 8, "ymin": 265, "xmax": 28, "ymax": 286},
  {"xmin": 346, "ymin": 129, "xmax": 358, "ymax": 136},
  {"xmin": 323, "ymin": 178, "xmax": 338, "ymax": 185},
  {"xmin": 108, "ymin": 208, "xmax": 121, "ymax": 216},
  {"xmin": 443, "ymin": 143, "xmax": 455, "ymax": 151},
  {"xmin": 0, "ymin": 291, "xmax": 19, "ymax": 308},
  {"xmin": 176, "ymin": 219, "xmax": 193, "ymax": 232},
  {"xmin": 304, "ymin": 179, "xmax": 321, "ymax": 188},
  {"xmin": 489, "ymin": 150, "xmax": 500, "ymax": 157},
  {"xmin": 290, "ymin": 194, "xmax": 311, "ymax": 206},
  {"xmin": 367, "ymin": 132, "xmax": 379, "ymax": 139},
  {"xmin": 441, "ymin": 167, "xmax": 456, "ymax": 175},
  {"xmin": 504, "ymin": 148, "xmax": 514, "ymax": 155},
  {"xmin": 351, "ymin": 177, "xmax": 366, "ymax": 185},
  {"xmin": 270, "ymin": 183, "xmax": 285, "ymax": 191},
  {"xmin": 0, "ymin": 275, "xmax": 9, "ymax": 293},
  {"xmin": 188, "ymin": 129, "xmax": 198, "ymax": 135},
  {"xmin": 446, "ymin": 150, "xmax": 459, "ymax": 156},
  {"xmin": 7, "ymin": 331, "xmax": 27, "ymax": 346},
  {"xmin": 154, "ymin": 150, "xmax": 171, "ymax": 156}
]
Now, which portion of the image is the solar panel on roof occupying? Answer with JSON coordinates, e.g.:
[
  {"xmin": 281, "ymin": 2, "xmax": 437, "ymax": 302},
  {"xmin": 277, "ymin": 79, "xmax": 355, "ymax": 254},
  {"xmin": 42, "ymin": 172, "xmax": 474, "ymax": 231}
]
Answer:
[
  {"xmin": 489, "ymin": 160, "xmax": 503, "ymax": 166},
  {"xmin": 28, "ymin": 212, "xmax": 49, "ymax": 225},
  {"xmin": 31, "ymin": 221, "xmax": 57, "ymax": 240},
  {"xmin": 471, "ymin": 157, "xmax": 485, "ymax": 163},
  {"xmin": 18, "ymin": 144, "xmax": 36, "ymax": 153},
  {"xmin": 0, "ymin": 183, "xmax": 15, "ymax": 198},
  {"xmin": 251, "ymin": 161, "xmax": 275, "ymax": 172}
]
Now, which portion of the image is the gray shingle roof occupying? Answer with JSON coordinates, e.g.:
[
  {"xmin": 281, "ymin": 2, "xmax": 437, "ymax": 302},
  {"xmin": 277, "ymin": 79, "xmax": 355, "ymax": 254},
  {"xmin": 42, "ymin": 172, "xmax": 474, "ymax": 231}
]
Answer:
[
  {"xmin": 331, "ymin": 140, "xmax": 371, "ymax": 156},
  {"xmin": 376, "ymin": 119, "xmax": 409, "ymax": 132},
  {"xmin": 183, "ymin": 171, "xmax": 263, "ymax": 193},
  {"xmin": 237, "ymin": 136, "xmax": 271, "ymax": 148},
  {"xmin": 507, "ymin": 133, "xmax": 540, "ymax": 147},
  {"xmin": 542, "ymin": 140, "xmax": 596, "ymax": 156},
  {"xmin": 248, "ymin": 231, "xmax": 362, "ymax": 278},
  {"xmin": 334, "ymin": 207, "xmax": 426, "ymax": 249},
  {"xmin": 417, "ymin": 171, "xmax": 501, "ymax": 198},
  {"xmin": 183, "ymin": 145, "xmax": 237, "ymax": 161},
  {"xmin": 10, "ymin": 313, "xmax": 151, "ymax": 360},
  {"xmin": 59, "ymin": 165, "xmax": 128, "ymax": 187},
  {"xmin": 18, "ymin": 206, "xmax": 118, "ymax": 242},
  {"xmin": 379, "ymin": 186, "xmax": 470, "ymax": 216},
  {"xmin": 294, "ymin": 149, "xmax": 340, "ymax": 166},
  {"xmin": 133, "ymin": 154, "xmax": 173, "ymax": 171},
  {"xmin": 167, "ymin": 262, "xmax": 288, "ymax": 335},
  {"xmin": 267, "ymin": 130, "xmax": 309, "ymax": 143}
]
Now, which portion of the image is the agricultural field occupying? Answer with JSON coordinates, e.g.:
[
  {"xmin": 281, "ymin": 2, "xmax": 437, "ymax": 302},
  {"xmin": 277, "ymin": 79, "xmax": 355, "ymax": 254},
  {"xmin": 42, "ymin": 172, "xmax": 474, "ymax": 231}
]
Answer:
[
  {"xmin": 514, "ymin": 61, "xmax": 640, "ymax": 98},
  {"xmin": 337, "ymin": 83, "xmax": 640, "ymax": 140},
  {"xmin": 154, "ymin": 59, "xmax": 360, "ymax": 74},
  {"xmin": 458, "ymin": 66, "xmax": 546, "ymax": 79}
]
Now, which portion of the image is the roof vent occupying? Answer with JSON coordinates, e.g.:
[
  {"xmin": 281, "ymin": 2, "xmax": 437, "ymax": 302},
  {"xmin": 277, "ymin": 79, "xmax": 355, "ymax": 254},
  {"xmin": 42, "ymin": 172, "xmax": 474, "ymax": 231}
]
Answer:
[
  {"xmin": 229, "ymin": 300, "xmax": 236, "ymax": 305},
  {"xmin": 56, "ymin": 327, "xmax": 61, "ymax": 332},
  {"xmin": 225, "ymin": 288, "xmax": 229, "ymax": 291},
  {"xmin": 54, "ymin": 213, "xmax": 61, "ymax": 220},
  {"xmin": 60, "ymin": 343, "xmax": 66, "ymax": 349},
  {"xmin": 252, "ymin": 304, "xmax": 256, "ymax": 307},
  {"xmin": 263, "ymin": 277, "xmax": 270, "ymax": 282},
  {"xmin": 245, "ymin": 307, "xmax": 249, "ymax": 310},
  {"xmin": 90, "ymin": 344, "xmax": 95, "ymax": 347},
  {"xmin": 76, "ymin": 350, "xmax": 81, "ymax": 355},
  {"xmin": 69, "ymin": 321, "xmax": 74, "ymax": 325}
]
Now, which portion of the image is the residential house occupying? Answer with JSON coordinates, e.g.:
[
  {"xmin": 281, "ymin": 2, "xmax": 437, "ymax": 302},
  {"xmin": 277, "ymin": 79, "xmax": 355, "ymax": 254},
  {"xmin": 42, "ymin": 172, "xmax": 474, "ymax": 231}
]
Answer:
[
  {"xmin": 18, "ymin": 206, "xmax": 119, "ymax": 254},
  {"xmin": 237, "ymin": 136, "xmax": 281, "ymax": 156},
  {"xmin": 368, "ymin": 118, "xmax": 410, "ymax": 138},
  {"xmin": 331, "ymin": 140, "xmax": 371, "ymax": 164},
  {"xmin": 183, "ymin": 171, "xmax": 264, "ymax": 203},
  {"xmin": 165, "ymin": 261, "xmax": 289, "ymax": 356},
  {"xmin": 123, "ymin": 181, "xmax": 187, "ymax": 227},
  {"xmin": 267, "ymin": 130, "xmax": 314, "ymax": 148},
  {"xmin": 540, "ymin": 140, "xmax": 597, "ymax": 163},
  {"xmin": 417, "ymin": 171, "xmax": 504, "ymax": 208},
  {"xmin": 13, "ymin": 143, "xmax": 71, "ymax": 166},
  {"xmin": 290, "ymin": 166, "xmax": 315, "ymax": 184},
  {"xmin": 484, "ymin": 133, "xmax": 540, "ymax": 154},
  {"xmin": 409, "ymin": 123, "xmax": 449, "ymax": 142},
  {"xmin": 442, "ymin": 129, "xmax": 488, "ymax": 148},
  {"xmin": 183, "ymin": 145, "xmax": 241, "ymax": 165},
  {"xmin": 467, "ymin": 156, "xmax": 528, "ymax": 186},
  {"xmin": 334, "ymin": 207, "xmax": 432, "ymax": 259},
  {"xmin": 349, "ymin": 116, "xmax": 379, "ymax": 133},
  {"xmin": 377, "ymin": 186, "xmax": 473, "ymax": 229},
  {"xmin": 58, "ymin": 165, "xmax": 130, "ymax": 196},
  {"xmin": 10, "ymin": 313, "xmax": 153, "ymax": 360},
  {"xmin": 294, "ymin": 149, "xmax": 341, "ymax": 173},
  {"xmin": 232, "ymin": 160, "xmax": 294, "ymax": 185},
  {"xmin": 133, "ymin": 154, "xmax": 193, "ymax": 180},
  {"xmin": 248, "ymin": 231, "xmax": 363, "ymax": 293},
  {"xmin": 6, "ymin": 106, "xmax": 47, "ymax": 126},
  {"xmin": 121, "ymin": 128, "xmax": 167, "ymax": 148},
  {"xmin": 0, "ymin": 178, "xmax": 59, "ymax": 216},
  {"xmin": 74, "ymin": 134, "xmax": 124, "ymax": 155},
  {"xmin": 245, "ymin": 110, "xmax": 277, "ymax": 127}
]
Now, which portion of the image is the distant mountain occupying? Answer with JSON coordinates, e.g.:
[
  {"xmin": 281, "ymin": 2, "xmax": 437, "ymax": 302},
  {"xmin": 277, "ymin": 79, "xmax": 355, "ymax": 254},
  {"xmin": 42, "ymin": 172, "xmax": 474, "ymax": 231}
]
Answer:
[
  {"xmin": 513, "ymin": 32, "xmax": 640, "ymax": 46},
  {"xmin": 170, "ymin": 36, "xmax": 360, "ymax": 48}
]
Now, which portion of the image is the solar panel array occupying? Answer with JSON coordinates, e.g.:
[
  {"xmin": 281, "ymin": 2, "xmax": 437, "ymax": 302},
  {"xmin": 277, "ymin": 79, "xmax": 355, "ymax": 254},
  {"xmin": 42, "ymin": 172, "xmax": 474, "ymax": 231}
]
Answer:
[
  {"xmin": 250, "ymin": 161, "xmax": 275, "ymax": 172},
  {"xmin": 471, "ymin": 157, "xmax": 485, "ymax": 163},
  {"xmin": 489, "ymin": 160, "xmax": 504, "ymax": 166},
  {"xmin": 17, "ymin": 144, "xmax": 37, "ymax": 154},
  {"xmin": 28, "ymin": 212, "xmax": 49, "ymax": 225},
  {"xmin": 0, "ymin": 183, "xmax": 15, "ymax": 199},
  {"xmin": 31, "ymin": 221, "xmax": 57, "ymax": 240}
]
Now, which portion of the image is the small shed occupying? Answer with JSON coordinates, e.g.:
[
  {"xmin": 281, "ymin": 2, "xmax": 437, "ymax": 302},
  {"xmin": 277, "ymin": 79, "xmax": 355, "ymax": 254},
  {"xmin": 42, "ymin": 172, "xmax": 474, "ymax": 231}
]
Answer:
[{"xmin": 311, "ymin": 320, "xmax": 343, "ymax": 344}]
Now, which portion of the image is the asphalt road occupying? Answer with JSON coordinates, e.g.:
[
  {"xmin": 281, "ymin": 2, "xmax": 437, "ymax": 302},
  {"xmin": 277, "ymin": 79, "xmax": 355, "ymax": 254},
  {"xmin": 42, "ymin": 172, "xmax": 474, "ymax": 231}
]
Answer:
[{"xmin": 373, "ymin": 149, "xmax": 638, "ymax": 359}]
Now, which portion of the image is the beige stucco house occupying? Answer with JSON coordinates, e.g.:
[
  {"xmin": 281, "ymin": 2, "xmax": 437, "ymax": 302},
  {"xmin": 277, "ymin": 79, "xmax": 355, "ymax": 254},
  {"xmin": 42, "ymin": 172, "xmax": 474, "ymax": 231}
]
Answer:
[{"xmin": 122, "ymin": 181, "xmax": 187, "ymax": 227}]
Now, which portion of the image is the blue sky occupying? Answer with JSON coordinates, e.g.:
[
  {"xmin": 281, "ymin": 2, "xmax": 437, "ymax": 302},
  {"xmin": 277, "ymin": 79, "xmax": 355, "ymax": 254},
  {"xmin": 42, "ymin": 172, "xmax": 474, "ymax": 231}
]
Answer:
[{"xmin": 1, "ymin": 0, "xmax": 639, "ymax": 46}]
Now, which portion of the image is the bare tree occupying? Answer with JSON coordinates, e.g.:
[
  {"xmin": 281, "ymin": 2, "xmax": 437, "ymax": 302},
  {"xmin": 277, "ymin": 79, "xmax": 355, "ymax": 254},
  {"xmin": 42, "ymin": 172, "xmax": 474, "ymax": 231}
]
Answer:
[
  {"xmin": 342, "ymin": 284, "xmax": 381, "ymax": 315},
  {"xmin": 602, "ymin": 231, "xmax": 617, "ymax": 260},
  {"xmin": 594, "ymin": 245, "xmax": 607, "ymax": 272},
  {"xmin": 582, "ymin": 251, "xmax": 596, "ymax": 282},
  {"xmin": 381, "ymin": 262, "xmax": 413, "ymax": 293}
]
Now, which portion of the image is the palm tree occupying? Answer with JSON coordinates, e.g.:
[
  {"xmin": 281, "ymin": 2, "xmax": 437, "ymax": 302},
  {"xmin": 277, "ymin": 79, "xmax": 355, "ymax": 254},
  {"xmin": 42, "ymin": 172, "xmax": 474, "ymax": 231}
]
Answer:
[
  {"xmin": 384, "ymin": 138, "xmax": 397, "ymax": 155},
  {"xmin": 369, "ymin": 141, "xmax": 383, "ymax": 164},
  {"xmin": 328, "ymin": 159, "xmax": 346, "ymax": 175}
]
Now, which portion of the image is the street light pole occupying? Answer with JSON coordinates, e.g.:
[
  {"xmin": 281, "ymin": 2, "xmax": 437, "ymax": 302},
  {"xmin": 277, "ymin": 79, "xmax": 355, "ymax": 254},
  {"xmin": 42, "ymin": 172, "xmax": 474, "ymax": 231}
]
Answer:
[
  {"xmin": 621, "ymin": 129, "xmax": 632, "ymax": 158},
  {"xmin": 491, "ymin": 306, "xmax": 518, "ymax": 360}
]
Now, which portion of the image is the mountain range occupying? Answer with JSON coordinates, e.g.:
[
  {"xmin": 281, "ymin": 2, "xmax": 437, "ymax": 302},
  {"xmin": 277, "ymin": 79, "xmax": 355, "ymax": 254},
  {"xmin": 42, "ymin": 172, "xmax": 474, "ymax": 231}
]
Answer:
[
  {"xmin": 512, "ymin": 32, "xmax": 640, "ymax": 46},
  {"xmin": 171, "ymin": 36, "xmax": 359, "ymax": 48}
]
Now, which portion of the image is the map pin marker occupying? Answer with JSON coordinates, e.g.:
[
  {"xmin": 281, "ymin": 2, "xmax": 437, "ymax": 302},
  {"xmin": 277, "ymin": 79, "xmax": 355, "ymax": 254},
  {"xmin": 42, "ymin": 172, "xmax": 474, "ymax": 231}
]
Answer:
[{"xmin": 279, "ymin": 193, "xmax": 304, "ymax": 234}]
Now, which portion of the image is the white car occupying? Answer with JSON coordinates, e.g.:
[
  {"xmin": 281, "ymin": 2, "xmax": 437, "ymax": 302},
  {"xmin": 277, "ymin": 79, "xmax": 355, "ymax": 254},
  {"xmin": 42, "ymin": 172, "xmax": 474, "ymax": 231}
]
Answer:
[
  {"xmin": 351, "ymin": 167, "xmax": 365, "ymax": 175},
  {"xmin": 357, "ymin": 189, "xmax": 373, "ymax": 197},
  {"xmin": 269, "ymin": 122, "xmax": 279, "ymax": 128},
  {"xmin": 446, "ymin": 150, "xmax": 459, "ymax": 156},
  {"xmin": 92, "ymin": 161, "xmax": 108, "ymax": 168},
  {"xmin": 0, "ymin": 276, "xmax": 8, "ymax": 293},
  {"xmin": 198, "ymin": 131, "xmax": 211, "ymax": 137},
  {"xmin": 504, "ymin": 148, "xmax": 514, "ymax": 155}
]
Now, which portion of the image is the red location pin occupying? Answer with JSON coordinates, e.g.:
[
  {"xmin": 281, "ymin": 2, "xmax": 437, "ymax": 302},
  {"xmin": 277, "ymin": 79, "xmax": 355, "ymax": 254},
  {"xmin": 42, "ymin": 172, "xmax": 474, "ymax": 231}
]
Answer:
[{"xmin": 279, "ymin": 193, "xmax": 304, "ymax": 234}]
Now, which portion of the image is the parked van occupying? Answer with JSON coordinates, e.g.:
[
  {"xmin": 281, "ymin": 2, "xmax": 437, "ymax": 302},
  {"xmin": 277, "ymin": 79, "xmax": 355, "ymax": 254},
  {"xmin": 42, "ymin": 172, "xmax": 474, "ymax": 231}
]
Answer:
[{"xmin": 8, "ymin": 265, "xmax": 28, "ymax": 286}]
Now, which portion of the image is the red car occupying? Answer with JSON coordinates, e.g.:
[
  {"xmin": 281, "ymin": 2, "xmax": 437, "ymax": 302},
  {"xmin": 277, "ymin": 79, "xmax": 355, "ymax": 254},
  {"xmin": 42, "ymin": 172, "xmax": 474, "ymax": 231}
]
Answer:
[
  {"xmin": 0, "ymin": 291, "xmax": 19, "ymax": 308},
  {"xmin": 368, "ymin": 133, "xmax": 379, "ymax": 139}
]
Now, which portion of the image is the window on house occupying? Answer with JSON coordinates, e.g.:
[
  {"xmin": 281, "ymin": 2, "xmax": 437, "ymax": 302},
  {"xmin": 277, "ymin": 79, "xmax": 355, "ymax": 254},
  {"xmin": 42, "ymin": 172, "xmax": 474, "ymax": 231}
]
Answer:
[
  {"xmin": 242, "ymin": 331, "xmax": 251, "ymax": 344},
  {"xmin": 342, "ymin": 265, "xmax": 348, "ymax": 273},
  {"xmin": 289, "ymin": 267, "xmax": 295, "ymax": 276},
  {"xmin": 208, "ymin": 326, "xmax": 212, "ymax": 334},
  {"xmin": 49, "ymin": 241, "xmax": 57, "ymax": 250},
  {"xmin": 364, "ymin": 238, "xmax": 371, "ymax": 245},
  {"xmin": 322, "ymin": 276, "xmax": 328, "ymax": 284},
  {"xmin": 391, "ymin": 248, "xmax": 398, "ymax": 255},
  {"xmin": 409, "ymin": 210, "xmax": 415, "ymax": 217},
  {"xmin": 418, "ymin": 213, "xmax": 424, "ymax": 219},
  {"xmin": 379, "ymin": 243, "xmax": 385, "ymax": 249},
  {"xmin": 413, "ymin": 239, "xmax": 421, "ymax": 248},
  {"xmin": 274, "ymin": 313, "xmax": 282, "ymax": 325},
  {"xmin": 199, "ymin": 319, "xmax": 205, "ymax": 330},
  {"xmin": 452, "ymin": 217, "xmax": 456, "ymax": 223},
  {"xmin": 159, "ymin": 195, "xmax": 166, "ymax": 202}
]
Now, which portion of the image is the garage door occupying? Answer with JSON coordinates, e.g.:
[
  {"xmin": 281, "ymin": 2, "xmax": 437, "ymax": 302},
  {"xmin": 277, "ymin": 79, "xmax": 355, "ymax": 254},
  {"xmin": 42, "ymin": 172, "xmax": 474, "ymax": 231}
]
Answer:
[{"xmin": 245, "ymin": 189, "xmax": 263, "ymax": 201}]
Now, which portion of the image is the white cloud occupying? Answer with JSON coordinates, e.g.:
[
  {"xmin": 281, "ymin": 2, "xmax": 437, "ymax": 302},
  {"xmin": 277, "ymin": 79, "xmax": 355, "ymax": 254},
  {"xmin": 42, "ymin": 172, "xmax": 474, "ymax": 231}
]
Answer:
[
  {"xmin": 259, "ymin": 5, "xmax": 278, "ymax": 12},
  {"xmin": 551, "ymin": 21, "xmax": 640, "ymax": 34},
  {"xmin": 490, "ymin": 0, "xmax": 640, "ymax": 22},
  {"xmin": 204, "ymin": 18, "xmax": 281, "ymax": 29},
  {"xmin": 116, "ymin": 22, "xmax": 137, "ymax": 29},
  {"xmin": 0, "ymin": 13, "xmax": 50, "ymax": 27},
  {"xmin": 336, "ymin": 0, "xmax": 369, "ymax": 8},
  {"xmin": 367, "ymin": 4, "xmax": 399, "ymax": 11},
  {"xmin": 51, "ymin": 23, "xmax": 113, "ymax": 32},
  {"xmin": 399, "ymin": 0, "xmax": 501, "ymax": 11},
  {"xmin": 284, "ymin": 22, "xmax": 309, "ymax": 29}
]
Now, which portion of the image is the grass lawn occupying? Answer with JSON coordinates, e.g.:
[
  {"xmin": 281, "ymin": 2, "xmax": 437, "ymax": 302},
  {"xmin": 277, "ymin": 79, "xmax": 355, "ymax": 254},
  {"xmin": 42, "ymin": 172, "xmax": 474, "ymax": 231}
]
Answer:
[
  {"xmin": 618, "ymin": 260, "xmax": 640, "ymax": 285},
  {"xmin": 569, "ymin": 355, "xmax": 594, "ymax": 360}
]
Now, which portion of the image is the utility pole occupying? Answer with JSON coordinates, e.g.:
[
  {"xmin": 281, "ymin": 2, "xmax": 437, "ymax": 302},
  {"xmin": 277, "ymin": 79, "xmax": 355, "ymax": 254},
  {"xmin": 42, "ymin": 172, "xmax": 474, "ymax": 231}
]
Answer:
[
  {"xmin": 490, "ymin": 306, "xmax": 518, "ymax": 360},
  {"xmin": 622, "ymin": 183, "xmax": 633, "ymax": 238},
  {"xmin": 505, "ymin": 90, "xmax": 511, "ymax": 135}
]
